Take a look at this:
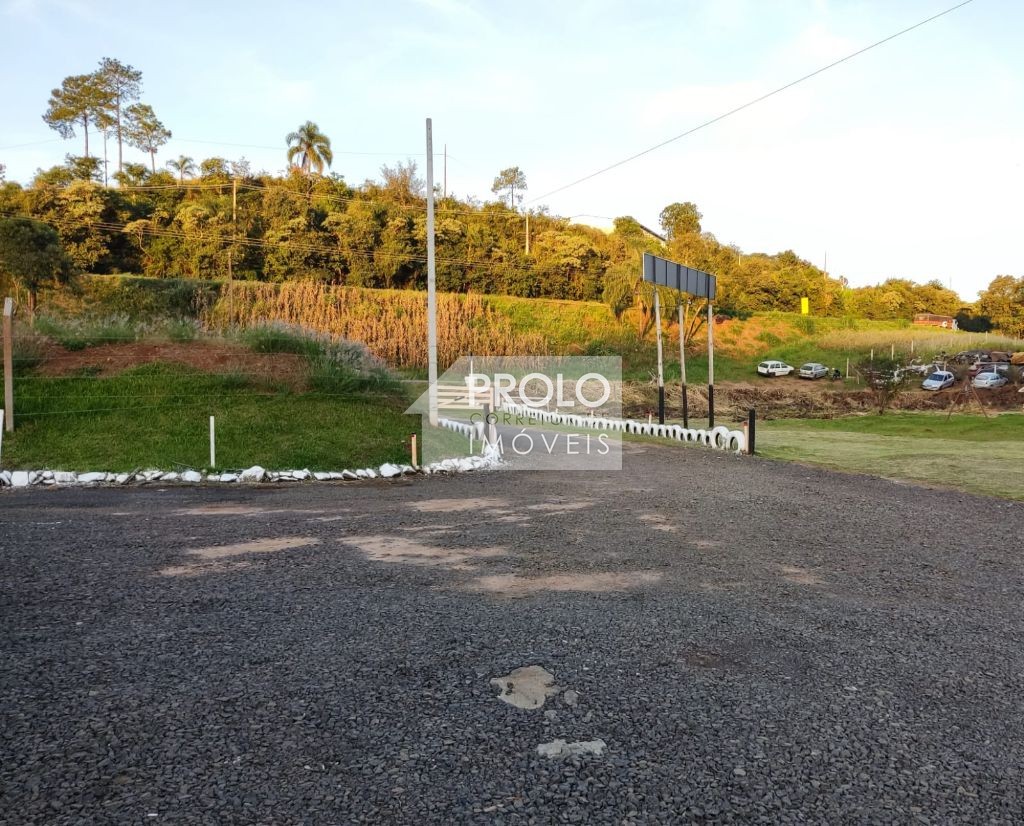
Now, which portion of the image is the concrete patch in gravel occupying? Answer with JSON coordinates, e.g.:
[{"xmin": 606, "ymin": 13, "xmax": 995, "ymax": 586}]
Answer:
[
  {"xmin": 344, "ymin": 534, "xmax": 505, "ymax": 570},
  {"xmin": 411, "ymin": 497, "xmax": 509, "ymax": 513},
  {"xmin": 638, "ymin": 513, "xmax": 677, "ymax": 532},
  {"xmin": 177, "ymin": 504, "xmax": 324, "ymax": 517},
  {"xmin": 189, "ymin": 536, "xmax": 319, "ymax": 559},
  {"xmin": 536, "ymin": 739, "xmax": 607, "ymax": 759},
  {"xmin": 777, "ymin": 565, "xmax": 825, "ymax": 585},
  {"xmin": 491, "ymin": 666, "xmax": 560, "ymax": 709},
  {"xmin": 467, "ymin": 571, "xmax": 661, "ymax": 596}
]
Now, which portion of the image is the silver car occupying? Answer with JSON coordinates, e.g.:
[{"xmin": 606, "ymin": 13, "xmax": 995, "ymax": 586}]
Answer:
[
  {"xmin": 922, "ymin": 371, "xmax": 955, "ymax": 390},
  {"xmin": 798, "ymin": 362, "xmax": 829, "ymax": 380},
  {"xmin": 973, "ymin": 372, "xmax": 1008, "ymax": 389}
]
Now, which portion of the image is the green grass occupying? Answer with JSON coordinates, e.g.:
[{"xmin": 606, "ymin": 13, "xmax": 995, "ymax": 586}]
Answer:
[
  {"xmin": 758, "ymin": 413, "xmax": 1024, "ymax": 500},
  {"xmin": 3, "ymin": 363, "xmax": 420, "ymax": 472}
]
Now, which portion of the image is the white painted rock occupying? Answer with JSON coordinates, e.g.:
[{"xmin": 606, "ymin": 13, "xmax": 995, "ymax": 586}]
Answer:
[
  {"xmin": 328, "ymin": 472, "xmax": 344, "ymax": 480},
  {"xmin": 341, "ymin": 470, "xmax": 359, "ymax": 480},
  {"xmin": 536, "ymin": 739, "xmax": 606, "ymax": 759},
  {"xmin": 239, "ymin": 466, "xmax": 266, "ymax": 483},
  {"xmin": 142, "ymin": 470, "xmax": 162, "ymax": 482},
  {"xmin": 78, "ymin": 472, "xmax": 106, "ymax": 484},
  {"xmin": 41, "ymin": 471, "xmax": 54, "ymax": 481},
  {"xmin": 400, "ymin": 465, "xmax": 417, "ymax": 475},
  {"xmin": 114, "ymin": 473, "xmax": 131, "ymax": 485},
  {"xmin": 292, "ymin": 469, "xmax": 311, "ymax": 481},
  {"xmin": 181, "ymin": 470, "xmax": 202, "ymax": 483},
  {"xmin": 28, "ymin": 471, "xmax": 42, "ymax": 485},
  {"xmin": 160, "ymin": 472, "xmax": 179, "ymax": 482},
  {"xmin": 52, "ymin": 471, "xmax": 75, "ymax": 484},
  {"xmin": 0, "ymin": 470, "xmax": 11, "ymax": 486},
  {"xmin": 220, "ymin": 473, "xmax": 238, "ymax": 483},
  {"xmin": 355, "ymin": 469, "xmax": 371, "ymax": 479},
  {"xmin": 206, "ymin": 474, "xmax": 221, "ymax": 483},
  {"xmin": 379, "ymin": 463, "xmax": 402, "ymax": 478},
  {"xmin": 313, "ymin": 471, "xmax": 331, "ymax": 481}
]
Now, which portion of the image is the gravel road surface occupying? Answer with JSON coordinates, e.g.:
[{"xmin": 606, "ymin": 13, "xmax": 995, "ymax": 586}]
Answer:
[{"xmin": 2, "ymin": 443, "xmax": 1024, "ymax": 824}]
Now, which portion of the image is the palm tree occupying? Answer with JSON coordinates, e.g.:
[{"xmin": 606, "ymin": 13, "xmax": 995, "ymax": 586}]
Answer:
[
  {"xmin": 167, "ymin": 155, "xmax": 196, "ymax": 183},
  {"xmin": 286, "ymin": 121, "xmax": 333, "ymax": 175}
]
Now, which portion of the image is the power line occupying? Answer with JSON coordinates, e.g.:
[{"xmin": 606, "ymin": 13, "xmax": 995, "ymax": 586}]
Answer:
[
  {"xmin": 172, "ymin": 137, "xmax": 445, "ymax": 157},
  {"xmin": 0, "ymin": 138, "xmax": 63, "ymax": 151},
  {"xmin": 530, "ymin": 0, "xmax": 977, "ymax": 203}
]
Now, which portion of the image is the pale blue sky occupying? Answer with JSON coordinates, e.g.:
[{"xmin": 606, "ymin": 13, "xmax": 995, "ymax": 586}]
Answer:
[{"xmin": 2, "ymin": 0, "xmax": 1020, "ymax": 299}]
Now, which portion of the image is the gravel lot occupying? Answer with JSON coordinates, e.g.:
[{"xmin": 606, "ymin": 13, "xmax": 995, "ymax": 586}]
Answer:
[{"xmin": 2, "ymin": 443, "xmax": 1024, "ymax": 824}]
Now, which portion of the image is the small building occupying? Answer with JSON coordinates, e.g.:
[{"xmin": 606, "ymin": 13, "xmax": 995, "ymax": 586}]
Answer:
[{"xmin": 913, "ymin": 313, "xmax": 957, "ymax": 329}]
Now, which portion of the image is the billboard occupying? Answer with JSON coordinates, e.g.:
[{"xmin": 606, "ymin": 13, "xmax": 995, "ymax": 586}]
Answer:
[{"xmin": 642, "ymin": 253, "xmax": 716, "ymax": 300}]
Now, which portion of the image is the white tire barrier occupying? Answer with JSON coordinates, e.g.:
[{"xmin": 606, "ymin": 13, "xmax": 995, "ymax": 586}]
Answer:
[{"xmin": 495, "ymin": 402, "xmax": 746, "ymax": 454}]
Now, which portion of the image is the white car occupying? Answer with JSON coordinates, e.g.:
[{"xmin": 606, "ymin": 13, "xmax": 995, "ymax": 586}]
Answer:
[
  {"xmin": 973, "ymin": 372, "xmax": 1008, "ymax": 389},
  {"xmin": 757, "ymin": 360, "xmax": 794, "ymax": 377},
  {"xmin": 922, "ymin": 371, "xmax": 955, "ymax": 391}
]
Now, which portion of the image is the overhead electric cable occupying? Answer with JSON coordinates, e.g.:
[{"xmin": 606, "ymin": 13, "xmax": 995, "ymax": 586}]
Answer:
[{"xmin": 530, "ymin": 0, "xmax": 977, "ymax": 203}]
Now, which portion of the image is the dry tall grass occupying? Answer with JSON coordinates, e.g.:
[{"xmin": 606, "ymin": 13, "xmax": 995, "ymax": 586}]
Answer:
[
  {"xmin": 817, "ymin": 327, "xmax": 1024, "ymax": 355},
  {"xmin": 206, "ymin": 282, "xmax": 549, "ymax": 368}
]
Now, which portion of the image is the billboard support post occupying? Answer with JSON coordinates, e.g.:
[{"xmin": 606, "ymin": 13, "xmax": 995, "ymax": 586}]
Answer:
[
  {"xmin": 654, "ymin": 287, "xmax": 665, "ymax": 424},
  {"xmin": 678, "ymin": 302, "xmax": 689, "ymax": 428},
  {"xmin": 707, "ymin": 301, "xmax": 715, "ymax": 429}
]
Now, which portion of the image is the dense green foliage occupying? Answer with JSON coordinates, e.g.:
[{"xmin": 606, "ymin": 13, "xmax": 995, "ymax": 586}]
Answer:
[
  {"xmin": 9, "ymin": 55, "xmax": 1018, "ymax": 335},
  {"xmin": 0, "ymin": 216, "xmax": 74, "ymax": 314}
]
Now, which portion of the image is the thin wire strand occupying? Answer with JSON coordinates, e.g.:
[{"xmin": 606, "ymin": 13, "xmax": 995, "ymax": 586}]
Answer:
[{"xmin": 530, "ymin": 0, "xmax": 977, "ymax": 203}]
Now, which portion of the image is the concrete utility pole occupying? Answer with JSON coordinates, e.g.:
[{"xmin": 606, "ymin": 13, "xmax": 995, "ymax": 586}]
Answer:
[
  {"xmin": 425, "ymin": 119, "xmax": 439, "ymax": 426},
  {"xmin": 3, "ymin": 297, "xmax": 13, "ymax": 432},
  {"xmin": 707, "ymin": 301, "xmax": 715, "ymax": 428},
  {"xmin": 678, "ymin": 302, "xmax": 689, "ymax": 427},
  {"xmin": 525, "ymin": 212, "xmax": 530, "ymax": 255},
  {"xmin": 654, "ymin": 288, "xmax": 665, "ymax": 424},
  {"xmin": 443, "ymin": 144, "xmax": 447, "ymax": 200}
]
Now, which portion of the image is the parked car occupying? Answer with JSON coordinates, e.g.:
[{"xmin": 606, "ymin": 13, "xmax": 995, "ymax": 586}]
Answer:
[
  {"xmin": 757, "ymin": 360, "xmax": 794, "ymax": 377},
  {"xmin": 906, "ymin": 361, "xmax": 940, "ymax": 377},
  {"xmin": 798, "ymin": 362, "xmax": 829, "ymax": 380},
  {"xmin": 973, "ymin": 372, "xmax": 1008, "ymax": 389},
  {"xmin": 968, "ymin": 362, "xmax": 1011, "ymax": 379},
  {"xmin": 922, "ymin": 371, "xmax": 956, "ymax": 391}
]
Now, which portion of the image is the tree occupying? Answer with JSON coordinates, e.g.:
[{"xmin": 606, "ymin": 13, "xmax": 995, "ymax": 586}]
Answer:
[
  {"xmin": 0, "ymin": 217, "xmax": 74, "ymax": 319},
  {"xmin": 379, "ymin": 159, "xmax": 425, "ymax": 203},
  {"xmin": 286, "ymin": 121, "xmax": 333, "ymax": 175},
  {"xmin": 659, "ymin": 202, "xmax": 702, "ymax": 239},
  {"xmin": 123, "ymin": 103, "xmax": 171, "ymax": 173},
  {"xmin": 167, "ymin": 155, "xmax": 197, "ymax": 183},
  {"xmin": 491, "ymin": 167, "xmax": 527, "ymax": 210},
  {"xmin": 199, "ymin": 157, "xmax": 230, "ymax": 179},
  {"xmin": 96, "ymin": 57, "xmax": 143, "ymax": 173},
  {"xmin": 42, "ymin": 73, "xmax": 109, "ymax": 158},
  {"xmin": 977, "ymin": 275, "xmax": 1024, "ymax": 337},
  {"xmin": 857, "ymin": 355, "xmax": 906, "ymax": 415},
  {"xmin": 64, "ymin": 155, "xmax": 103, "ymax": 183}
]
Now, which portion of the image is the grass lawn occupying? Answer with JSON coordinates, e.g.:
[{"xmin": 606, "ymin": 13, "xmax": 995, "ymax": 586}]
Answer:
[
  {"xmin": 3, "ymin": 364, "xmax": 421, "ymax": 472},
  {"xmin": 758, "ymin": 413, "xmax": 1024, "ymax": 500}
]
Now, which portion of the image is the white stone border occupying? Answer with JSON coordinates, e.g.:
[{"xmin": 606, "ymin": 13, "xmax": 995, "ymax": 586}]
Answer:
[
  {"xmin": 0, "ymin": 452, "xmax": 502, "ymax": 490},
  {"xmin": 496, "ymin": 402, "xmax": 747, "ymax": 453}
]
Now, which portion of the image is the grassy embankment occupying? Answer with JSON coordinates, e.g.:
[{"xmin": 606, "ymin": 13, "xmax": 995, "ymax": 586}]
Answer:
[
  {"xmin": 758, "ymin": 413, "xmax": 1024, "ymax": 500},
  {"xmin": 6, "ymin": 276, "xmax": 1022, "ymax": 484},
  {"xmin": 3, "ymin": 320, "xmax": 419, "ymax": 472}
]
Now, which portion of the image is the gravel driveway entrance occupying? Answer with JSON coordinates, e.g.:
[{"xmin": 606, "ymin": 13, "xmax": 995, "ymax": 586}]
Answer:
[{"xmin": 3, "ymin": 444, "xmax": 1023, "ymax": 823}]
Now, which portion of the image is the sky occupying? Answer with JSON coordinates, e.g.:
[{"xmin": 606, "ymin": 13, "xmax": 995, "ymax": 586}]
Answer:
[{"xmin": 1, "ymin": 0, "xmax": 1020, "ymax": 300}]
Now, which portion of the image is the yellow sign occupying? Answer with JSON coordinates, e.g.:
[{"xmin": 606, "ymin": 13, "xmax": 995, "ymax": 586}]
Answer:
[{"xmin": 800, "ymin": 297, "xmax": 809, "ymax": 315}]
